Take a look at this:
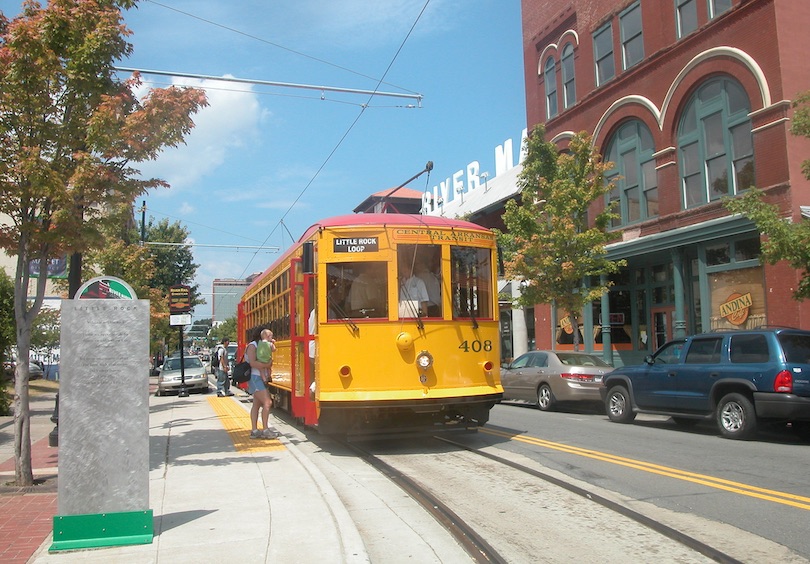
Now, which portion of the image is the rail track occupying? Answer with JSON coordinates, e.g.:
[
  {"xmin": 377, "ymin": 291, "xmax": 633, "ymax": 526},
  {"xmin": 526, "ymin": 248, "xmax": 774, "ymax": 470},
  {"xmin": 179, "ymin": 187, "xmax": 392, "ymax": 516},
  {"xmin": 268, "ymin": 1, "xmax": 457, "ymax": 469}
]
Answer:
[{"xmin": 341, "ymin": 433, "xmax": 744, "ymax": 564}]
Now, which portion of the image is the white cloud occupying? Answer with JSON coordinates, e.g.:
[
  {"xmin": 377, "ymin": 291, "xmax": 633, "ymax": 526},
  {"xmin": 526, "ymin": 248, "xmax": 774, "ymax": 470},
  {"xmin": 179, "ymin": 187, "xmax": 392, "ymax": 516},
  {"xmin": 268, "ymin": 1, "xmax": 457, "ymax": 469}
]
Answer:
[{"xmin": 136, "ymin": 76, "xmax": 264, "ymax": 190}]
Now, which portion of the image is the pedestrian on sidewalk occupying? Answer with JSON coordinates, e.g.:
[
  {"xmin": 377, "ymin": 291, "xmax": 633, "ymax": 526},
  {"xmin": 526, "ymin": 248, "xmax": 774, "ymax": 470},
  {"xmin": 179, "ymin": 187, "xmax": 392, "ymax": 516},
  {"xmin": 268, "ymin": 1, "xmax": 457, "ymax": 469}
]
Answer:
[
  {"xmin": 215, "ymin": 338, "xmax": 234, "ymax": 397},
  {"xmin": 245, "ymin": 328, "xmax": 277, "ymax": 439},
  {"xmin": 256, "ymin": 328, "xmax": 276, "ymax": 385}
]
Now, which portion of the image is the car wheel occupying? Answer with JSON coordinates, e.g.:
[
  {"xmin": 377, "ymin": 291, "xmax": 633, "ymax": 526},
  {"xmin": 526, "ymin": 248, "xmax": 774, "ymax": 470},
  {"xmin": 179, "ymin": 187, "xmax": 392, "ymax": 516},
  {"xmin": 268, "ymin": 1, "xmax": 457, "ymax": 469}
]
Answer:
[
  {"xmin": 716, "ymin": 392, "xmax": 757, "ymax": 440},
  {"xmin": 156, "ymin": 388, "xmax": 163, "ymax": 397},
  {"xmin": 605, "ymin": 385, "xmax": 636, "ymax": 423},
  {"xmin": 536, "ymin": 384, "xmax": 556, "ymax": 412}
]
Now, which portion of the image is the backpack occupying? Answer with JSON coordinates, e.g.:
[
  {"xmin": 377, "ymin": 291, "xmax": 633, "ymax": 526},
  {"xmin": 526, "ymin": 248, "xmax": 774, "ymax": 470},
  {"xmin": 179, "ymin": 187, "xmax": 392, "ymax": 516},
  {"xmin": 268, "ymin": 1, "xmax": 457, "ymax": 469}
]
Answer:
[{"xmin": 211, "ymin": 348, "xmax": 219, "ymax": 369}]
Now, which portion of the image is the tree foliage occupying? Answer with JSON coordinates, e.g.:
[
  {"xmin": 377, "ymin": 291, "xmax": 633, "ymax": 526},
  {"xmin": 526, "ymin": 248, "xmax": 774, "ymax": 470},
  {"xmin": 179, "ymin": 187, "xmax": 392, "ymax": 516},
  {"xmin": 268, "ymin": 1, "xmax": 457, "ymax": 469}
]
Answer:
[
  {"xmin": 209, "ymin": 317, "xmax": 236, "ymax": 346},
  {"xmin": 723, "ymin": 91, "xmax": 810, "ymax": 301},
  {"xmin": 791, "ymin": 91, "xmax": 810, "ymax": 181},
  {"xmin": 30, "ymin": 306, "xmax": 60, "ymax": 366},
  {"xmin": 725, "ymin": 189, "xmax": 810, "ymax": 300},
  {"xmin": 0, "ymin": 270, "xmax": 13, "ymax": 415},
  {"xmin": 0, "ymin": 0, "xmax": 207, "ymax": 486},
  {"xmin": 0, "ymin": 270, "xmax": 13, "ymax": 362},
  {"xmin": 500, "ymin": 125, "xmax": 625, "ymax": 349}
]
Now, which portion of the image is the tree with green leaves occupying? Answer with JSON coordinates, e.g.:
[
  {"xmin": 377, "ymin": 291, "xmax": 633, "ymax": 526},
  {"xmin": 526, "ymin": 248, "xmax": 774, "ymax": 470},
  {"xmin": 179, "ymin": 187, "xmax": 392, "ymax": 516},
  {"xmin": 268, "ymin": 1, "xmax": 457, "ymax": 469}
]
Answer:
[
  {"xmin": 723, "ymin": 92, "xmax": 810, "ymax": 301},
  {"xmin": 0, "ymin": 270, "xmax": 14, "ymax": 415},
  {"xmin": 724, "ymin": 187, "xmax": 810, "ymax": 300},
  {"xmin": 210, "ymin": 317, "xmax": 237, "ymax": 346},
  {"xmin": 30, "ymin": 306, "xmax": 60, "ymax": 369},
  {"xmin": 0, "ymin": 0, "xmax": 207, "ymax": 486},
  {"xmin": 500, "ymin": 125, "xmax": 624, "ymax": 351}
]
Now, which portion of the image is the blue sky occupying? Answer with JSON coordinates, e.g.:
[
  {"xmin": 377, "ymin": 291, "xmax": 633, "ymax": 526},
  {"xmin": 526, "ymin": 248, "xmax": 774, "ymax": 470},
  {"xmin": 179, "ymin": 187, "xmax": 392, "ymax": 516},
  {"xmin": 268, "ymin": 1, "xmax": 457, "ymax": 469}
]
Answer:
[{"xmin": 2, "ymin": 0, "xmax": 527, "ymax": 320}]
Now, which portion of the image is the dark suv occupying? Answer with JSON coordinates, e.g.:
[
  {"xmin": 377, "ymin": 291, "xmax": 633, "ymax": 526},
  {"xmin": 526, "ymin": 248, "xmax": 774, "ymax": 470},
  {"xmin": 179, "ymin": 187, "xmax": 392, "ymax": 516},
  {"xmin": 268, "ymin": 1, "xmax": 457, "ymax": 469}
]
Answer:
[{"xmin": 600, "ymin": 328, "xmax": 810, "ymax": 439}]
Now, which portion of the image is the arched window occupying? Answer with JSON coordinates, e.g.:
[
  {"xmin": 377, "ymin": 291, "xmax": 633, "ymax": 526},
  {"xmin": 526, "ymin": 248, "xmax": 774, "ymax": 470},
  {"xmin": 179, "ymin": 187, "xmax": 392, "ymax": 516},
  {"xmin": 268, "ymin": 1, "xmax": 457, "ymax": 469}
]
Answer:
[
  {"xmin": 677, "ymin": 77, "xmax": 754, "ymax": 209},
  {"xmin": 544, "ymin": 56, "xmax": 558, "ymax": 119},
  {"xmin": 561, "ymin": 44, "xmax": 576, "ymax": 109},
  {"xmin": 605, "ymin": 120, "xmax": 658, "ymax": 227}
]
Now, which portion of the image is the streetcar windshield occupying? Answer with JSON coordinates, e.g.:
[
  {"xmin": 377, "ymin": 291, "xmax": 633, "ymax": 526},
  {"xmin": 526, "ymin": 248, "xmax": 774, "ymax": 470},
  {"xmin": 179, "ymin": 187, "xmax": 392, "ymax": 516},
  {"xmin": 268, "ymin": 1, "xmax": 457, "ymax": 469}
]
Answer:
[
  {"xmin": 328, "ymin": 262, "xmax": 388, "ymax": 319},
  {"xmin": 397, "ymin": 244, "xmax": 442, "ymax": 318},
  {"xmin": 451, "ymin": 246, "xmax": 493, "ymax": 319}
]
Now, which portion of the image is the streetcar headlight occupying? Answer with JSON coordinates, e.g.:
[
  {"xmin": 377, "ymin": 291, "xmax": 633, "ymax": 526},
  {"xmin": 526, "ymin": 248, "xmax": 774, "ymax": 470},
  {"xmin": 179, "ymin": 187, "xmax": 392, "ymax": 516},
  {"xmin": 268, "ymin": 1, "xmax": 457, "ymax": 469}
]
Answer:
[{"xmin": 416, "ymin": 350, "xmax": 433, "ymax": 370}]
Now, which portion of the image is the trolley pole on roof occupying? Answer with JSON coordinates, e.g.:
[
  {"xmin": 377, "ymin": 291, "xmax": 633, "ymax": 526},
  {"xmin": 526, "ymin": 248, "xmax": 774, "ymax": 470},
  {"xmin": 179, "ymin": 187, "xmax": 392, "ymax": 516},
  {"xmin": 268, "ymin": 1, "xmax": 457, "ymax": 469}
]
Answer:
[
  {"xmin": 114, "ymin": 67, "xmax": 424, "ymax": 107},
  {"xmin": 380, "ymin": 161, "xmax": 434, "ymax": 211}
]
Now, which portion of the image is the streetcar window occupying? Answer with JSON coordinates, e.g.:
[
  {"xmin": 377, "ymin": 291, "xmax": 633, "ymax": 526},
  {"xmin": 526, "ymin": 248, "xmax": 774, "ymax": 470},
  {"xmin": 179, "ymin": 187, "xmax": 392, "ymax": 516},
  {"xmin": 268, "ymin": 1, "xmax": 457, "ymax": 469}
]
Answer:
[
  {"xmin": 327, "ymin": 262, "xmax": 388, "ymax": 319},
  {"xmin": 397, "ymin": 245, "xmax": 442, "ymax": 318},
  {"xmin": 451, "ymin": 247, "xmax": 492, "ymax": 319}
]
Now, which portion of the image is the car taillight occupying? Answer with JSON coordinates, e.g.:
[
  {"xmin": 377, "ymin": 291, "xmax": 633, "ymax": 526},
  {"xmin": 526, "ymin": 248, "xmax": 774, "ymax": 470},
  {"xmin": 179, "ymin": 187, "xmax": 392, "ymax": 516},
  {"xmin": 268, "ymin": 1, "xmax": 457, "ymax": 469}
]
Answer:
[
  {"xmin": 774, "ymin": 370, "xmax": 793, "ymax": 393},
  {"xmin": 561, "ymin": 373, "xmax": 594, "ymax": 382}
]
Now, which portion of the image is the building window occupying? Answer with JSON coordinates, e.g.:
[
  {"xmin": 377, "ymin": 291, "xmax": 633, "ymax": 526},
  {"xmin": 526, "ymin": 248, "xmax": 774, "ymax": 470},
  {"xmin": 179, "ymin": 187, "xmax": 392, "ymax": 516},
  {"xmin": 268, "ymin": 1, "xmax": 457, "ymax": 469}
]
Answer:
[
  {"xmin": 676, "ymin": 0, "xmax": 698, "ymax": 38},
  {"xmin": 561, "ymin": 44, "xmax": 576, "ymax": 109},
  {"xmin": 593, "ymin": 22, "xmax": 615, "ymax": 86},
  {"xmin": 620, "ymin": 2, "xmax": 644, "ymax": 70},
  {"xmin": 677, "ymin": 77, "xmax": 753, "ymax": 209},
  {"xmin": 544, "ymin": 56, "xmax": 558, "ymax": 119},
  {"xmin": 605, "ymin": 120, "xmax": 658, "ymax": 226},
  {"xmin": 709, "ymin": 0, "xmax": 732, "ymax": 19}
]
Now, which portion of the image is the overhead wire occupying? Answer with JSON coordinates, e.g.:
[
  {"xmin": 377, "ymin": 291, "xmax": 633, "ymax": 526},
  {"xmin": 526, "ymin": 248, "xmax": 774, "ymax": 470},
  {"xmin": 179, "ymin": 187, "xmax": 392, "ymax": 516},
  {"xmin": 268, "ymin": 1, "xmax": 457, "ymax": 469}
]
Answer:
[
  {"xmin": 143, "ymin": 0, "xmax": 421, "ymax": 97},
  {"xmin": 234, "ymin": 0, "xmax": 432, "ymax": 279},
  {"xmin": 137, "ymin": 0, "xmax": 432, "ymax": 282},
  {"xmin": 134, "ymin": 78, "xmax": 410, "ymax": 108}
]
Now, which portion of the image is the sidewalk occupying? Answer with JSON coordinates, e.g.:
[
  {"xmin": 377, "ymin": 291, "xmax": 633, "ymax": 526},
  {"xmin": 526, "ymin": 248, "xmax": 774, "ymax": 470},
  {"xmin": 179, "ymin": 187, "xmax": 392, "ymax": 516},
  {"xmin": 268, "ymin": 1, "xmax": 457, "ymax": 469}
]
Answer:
[
  {"xmin": 1, "ymin": 376, "xmax": 475, "ymax": 564},
  {"xmin": 0, "ymin": 390, "xmax": 59, "ymax": 564}
]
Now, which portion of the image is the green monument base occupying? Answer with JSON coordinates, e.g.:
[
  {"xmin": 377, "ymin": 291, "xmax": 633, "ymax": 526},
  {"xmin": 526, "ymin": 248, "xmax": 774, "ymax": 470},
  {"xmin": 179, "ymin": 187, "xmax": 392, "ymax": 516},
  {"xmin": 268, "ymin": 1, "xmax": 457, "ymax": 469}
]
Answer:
[{"xmin": 50, "ymin": 509, "xmax": 153, "ymax": 552}]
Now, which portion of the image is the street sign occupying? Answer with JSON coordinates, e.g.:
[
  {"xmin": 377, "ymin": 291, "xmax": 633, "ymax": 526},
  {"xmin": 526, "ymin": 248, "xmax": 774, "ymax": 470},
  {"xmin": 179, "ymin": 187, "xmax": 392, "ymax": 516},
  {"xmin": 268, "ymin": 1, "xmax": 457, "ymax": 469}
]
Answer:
[
  {"xmin": 170, "ymin": 314, "xmax": 192, "ymax": 326},
  {"xmin": 169, "ymin": 285, "xmax": 191, "ymax": 313}
]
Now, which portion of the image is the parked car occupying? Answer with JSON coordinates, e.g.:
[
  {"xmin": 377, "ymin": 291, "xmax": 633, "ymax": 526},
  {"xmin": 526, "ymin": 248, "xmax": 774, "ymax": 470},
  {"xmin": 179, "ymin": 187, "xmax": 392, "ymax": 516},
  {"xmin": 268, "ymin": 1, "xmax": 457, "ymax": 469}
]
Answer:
[
  {"xmin": 156, "ymin": 355, "xmax": 209, "ymax": 396},
  {"xmin": 601, "ymin": 328, "xmax": 810, "ymax": 439},
  {"xmin": 501, "ymin": 350, "xmax": 613, "ymax": 411},
  {"xmin": 3, "ymin": 360, "xmax": 44, "ymax": 381}
]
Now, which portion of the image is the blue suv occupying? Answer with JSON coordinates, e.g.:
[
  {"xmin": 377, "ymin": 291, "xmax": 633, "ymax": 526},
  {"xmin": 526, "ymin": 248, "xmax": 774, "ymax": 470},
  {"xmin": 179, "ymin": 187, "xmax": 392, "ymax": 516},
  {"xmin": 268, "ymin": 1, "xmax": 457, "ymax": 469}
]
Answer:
[{"xmin": 600, "ymin": 328, "xmax": 810, "ymax": 439}]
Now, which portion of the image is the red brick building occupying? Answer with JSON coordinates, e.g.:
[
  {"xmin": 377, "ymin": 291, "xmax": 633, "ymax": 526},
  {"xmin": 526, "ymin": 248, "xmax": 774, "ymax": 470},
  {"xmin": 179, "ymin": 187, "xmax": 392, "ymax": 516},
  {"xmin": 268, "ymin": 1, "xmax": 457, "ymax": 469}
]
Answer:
[{"xmin": 522, "ymin": 0, "xmax": 810, "ymax": 363}]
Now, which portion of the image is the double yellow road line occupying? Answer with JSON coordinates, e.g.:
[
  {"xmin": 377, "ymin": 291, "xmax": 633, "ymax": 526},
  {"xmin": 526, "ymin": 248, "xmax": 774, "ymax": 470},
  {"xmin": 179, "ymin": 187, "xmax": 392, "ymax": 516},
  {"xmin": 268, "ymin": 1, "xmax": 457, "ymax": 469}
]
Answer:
[{"xmin": 483, "ymin": 428, "xmax": 810, "ymax": 511}]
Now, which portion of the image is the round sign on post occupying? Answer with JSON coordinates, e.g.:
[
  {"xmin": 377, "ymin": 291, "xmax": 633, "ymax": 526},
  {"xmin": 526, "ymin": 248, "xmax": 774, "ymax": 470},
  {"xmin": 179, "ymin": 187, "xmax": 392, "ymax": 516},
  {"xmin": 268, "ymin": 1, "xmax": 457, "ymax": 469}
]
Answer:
[{"xmin": 75, "ymin": 276, "xmax": 137, "ymax": 300}]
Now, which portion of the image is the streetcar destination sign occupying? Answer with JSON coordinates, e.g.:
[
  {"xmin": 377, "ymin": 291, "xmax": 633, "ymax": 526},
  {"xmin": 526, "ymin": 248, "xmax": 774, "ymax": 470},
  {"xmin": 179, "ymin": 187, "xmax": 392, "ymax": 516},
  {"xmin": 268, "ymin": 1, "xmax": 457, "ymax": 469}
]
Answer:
[{"xmin": 333, "ymin": 237, "xmax": 378, "ymax": 253}]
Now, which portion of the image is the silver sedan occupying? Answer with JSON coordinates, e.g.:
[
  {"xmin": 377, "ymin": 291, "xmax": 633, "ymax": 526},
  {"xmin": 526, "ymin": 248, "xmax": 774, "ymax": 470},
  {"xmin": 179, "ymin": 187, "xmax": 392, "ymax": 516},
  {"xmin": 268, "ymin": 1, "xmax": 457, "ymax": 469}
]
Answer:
[
  {"xmin": 156, "ymin": 355, "xmax": 210, "ymax": 396},
  {"xmin": 501, "ymin": 351, "xmax": 613, "ymax": 411}
]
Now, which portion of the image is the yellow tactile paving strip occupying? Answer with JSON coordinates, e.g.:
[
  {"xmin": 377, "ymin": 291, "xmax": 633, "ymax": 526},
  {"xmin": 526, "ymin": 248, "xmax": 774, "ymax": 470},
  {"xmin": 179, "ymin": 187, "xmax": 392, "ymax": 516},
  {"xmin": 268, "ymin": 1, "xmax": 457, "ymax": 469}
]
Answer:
[{"xmin": 207, "ymin": 396, "xmax": 286, "ymax": 453}]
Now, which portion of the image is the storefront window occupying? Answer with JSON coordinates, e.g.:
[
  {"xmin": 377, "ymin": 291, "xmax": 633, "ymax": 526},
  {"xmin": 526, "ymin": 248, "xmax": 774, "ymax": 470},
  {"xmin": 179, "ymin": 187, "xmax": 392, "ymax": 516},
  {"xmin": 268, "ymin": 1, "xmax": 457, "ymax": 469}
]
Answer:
[
  {"xmin": 636, "ymin": 288, "xmax": 648, "ymax": 350},
  {"xmin": 592, "ymin": 289, "xmax": 633, "ymax": 347},
  {"xmin": 706, "ymin": 242, "xmax": 730, "ymax": 266},
  {"xmin": 735, "ymin": 237, "xmax": 760, "ymax": 262},
  {"xmin": 652, "ymin": 264, "xmax": 673, "ymax": 304},
  {"xmin": 709, "ymin": 266, "xmax": 765, "ymax": 330}
]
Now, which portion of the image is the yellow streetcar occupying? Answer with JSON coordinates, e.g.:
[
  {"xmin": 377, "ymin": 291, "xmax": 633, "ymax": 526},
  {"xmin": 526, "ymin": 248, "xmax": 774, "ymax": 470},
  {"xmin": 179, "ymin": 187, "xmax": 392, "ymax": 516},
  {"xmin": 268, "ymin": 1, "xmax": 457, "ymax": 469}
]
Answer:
[{"xmin": 237, "ymin": 213, "xmax": 503, "ymax": 435}]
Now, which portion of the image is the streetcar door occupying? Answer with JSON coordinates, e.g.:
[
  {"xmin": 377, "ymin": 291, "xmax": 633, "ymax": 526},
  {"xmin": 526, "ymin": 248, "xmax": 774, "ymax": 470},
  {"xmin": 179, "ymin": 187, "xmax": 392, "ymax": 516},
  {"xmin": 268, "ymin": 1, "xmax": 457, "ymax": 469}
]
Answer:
[{"xmin": 289, "ymin": 245, "xmax": 318, "ymax": 425}]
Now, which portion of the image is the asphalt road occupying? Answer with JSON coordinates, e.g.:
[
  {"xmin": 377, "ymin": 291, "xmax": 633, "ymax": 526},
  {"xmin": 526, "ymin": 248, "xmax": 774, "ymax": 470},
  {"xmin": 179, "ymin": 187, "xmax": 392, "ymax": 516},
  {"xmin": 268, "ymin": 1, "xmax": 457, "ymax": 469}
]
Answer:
[{"xmin": 484, "ymin": 400, "xmax": 810, "ymax": 560}]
